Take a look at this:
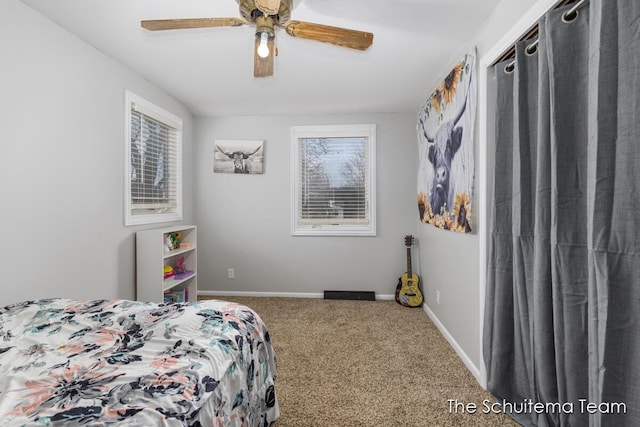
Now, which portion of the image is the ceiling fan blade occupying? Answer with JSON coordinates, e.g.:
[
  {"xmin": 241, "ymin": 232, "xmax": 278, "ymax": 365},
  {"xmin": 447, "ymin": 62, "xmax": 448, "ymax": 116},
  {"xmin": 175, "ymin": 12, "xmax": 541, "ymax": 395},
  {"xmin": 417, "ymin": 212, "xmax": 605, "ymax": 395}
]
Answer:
[
  {"xmin": 255, "ymin": 0, "xmax": 281, "ymax": 16},
  {"xmin": 141, "ymin": 17, "xmax": 247, "ymax": 31},
  {"xmin": 254, "ymin": 37, "xmax": 275, "ymax": 78},
  {"xmin": 285, "ymin": 20, "xmax": 373, "ymax": 51}
]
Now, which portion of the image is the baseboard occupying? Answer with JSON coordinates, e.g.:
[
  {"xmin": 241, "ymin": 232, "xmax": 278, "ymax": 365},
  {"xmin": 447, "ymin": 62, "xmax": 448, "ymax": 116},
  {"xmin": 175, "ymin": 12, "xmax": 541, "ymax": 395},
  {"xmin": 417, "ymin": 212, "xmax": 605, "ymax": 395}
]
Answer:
[
  {"xmin": 198, "ymin": 290, "xmax": 324, "ymax": 299},
  {"xmin": 198, "ymin": 290, "xmax": 395, "ymax": 301},
  {"xmin": 422, "ymin": 303, "xmax": 482, "ymax": 384}
]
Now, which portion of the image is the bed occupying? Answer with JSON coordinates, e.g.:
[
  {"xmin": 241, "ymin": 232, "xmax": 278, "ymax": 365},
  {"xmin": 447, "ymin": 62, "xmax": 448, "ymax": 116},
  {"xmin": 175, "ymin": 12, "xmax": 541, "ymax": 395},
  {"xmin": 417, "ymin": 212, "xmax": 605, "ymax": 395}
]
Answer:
[{"xmin": 0, "ymin": 298, "xmax": 279, "ymax": 426}]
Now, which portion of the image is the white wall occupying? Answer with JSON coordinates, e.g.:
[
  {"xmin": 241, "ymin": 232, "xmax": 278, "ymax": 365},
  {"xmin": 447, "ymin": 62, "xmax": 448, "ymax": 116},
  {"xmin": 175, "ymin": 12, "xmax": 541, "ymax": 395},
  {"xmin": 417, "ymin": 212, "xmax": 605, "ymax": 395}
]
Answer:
[
  {"xmin": 415, "ymin": 0, "xmax": 546, "ymax": 380},
  {"xmin": 195, "ymin": 113, "xmax": 417, "ymax": 297},
  {"xmin": 0, "ymin": 0, "xmax": 194, "ymax": 305}
]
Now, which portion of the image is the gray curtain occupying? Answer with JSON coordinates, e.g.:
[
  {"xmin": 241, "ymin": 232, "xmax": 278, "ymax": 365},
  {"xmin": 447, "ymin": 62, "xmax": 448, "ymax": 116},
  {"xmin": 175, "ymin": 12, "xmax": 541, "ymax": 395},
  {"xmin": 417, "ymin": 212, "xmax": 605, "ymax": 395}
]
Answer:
[{"xmin": 484, "ymin": 1, "xmax": 640, "ymax": 426}]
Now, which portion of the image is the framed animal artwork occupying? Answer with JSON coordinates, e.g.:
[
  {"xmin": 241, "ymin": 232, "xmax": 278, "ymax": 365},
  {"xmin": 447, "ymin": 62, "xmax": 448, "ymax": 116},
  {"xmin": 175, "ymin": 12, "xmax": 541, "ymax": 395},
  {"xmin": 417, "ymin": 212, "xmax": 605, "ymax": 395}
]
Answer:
[
  {"xmin": 214, "ymin": 139, "xmax": 264, "ymax": 174},
  {"xmin": 417, "ymin": 49, "xmax": 476, "ymax": 233}
]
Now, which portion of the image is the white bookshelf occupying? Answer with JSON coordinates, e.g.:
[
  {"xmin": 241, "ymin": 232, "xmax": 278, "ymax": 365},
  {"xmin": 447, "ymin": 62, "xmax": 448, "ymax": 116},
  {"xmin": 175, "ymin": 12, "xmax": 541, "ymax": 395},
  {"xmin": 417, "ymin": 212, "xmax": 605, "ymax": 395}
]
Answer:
[{"xmin": 136, "ymin": 225, "xmax": 197, "ymax": 303}]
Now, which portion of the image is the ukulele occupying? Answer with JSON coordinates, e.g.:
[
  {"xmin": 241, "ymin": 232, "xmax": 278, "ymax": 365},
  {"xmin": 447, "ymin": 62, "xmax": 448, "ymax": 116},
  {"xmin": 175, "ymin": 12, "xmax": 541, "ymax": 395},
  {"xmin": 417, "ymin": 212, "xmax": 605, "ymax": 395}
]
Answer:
[{"xmin": 395, "ymin": 235, "xmax": 424, "ymax": 308}]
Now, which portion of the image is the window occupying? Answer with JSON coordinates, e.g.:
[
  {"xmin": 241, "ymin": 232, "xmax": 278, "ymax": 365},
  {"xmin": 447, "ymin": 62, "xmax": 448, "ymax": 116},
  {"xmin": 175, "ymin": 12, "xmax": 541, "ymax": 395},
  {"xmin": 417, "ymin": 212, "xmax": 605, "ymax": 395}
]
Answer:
[
  {"xmin": 124, "ymin": 90, "xmax": 183, "ymax": 226},
  {"xmin": 291, "ymin": 124, "xmax": 376, "ymax": 236}
]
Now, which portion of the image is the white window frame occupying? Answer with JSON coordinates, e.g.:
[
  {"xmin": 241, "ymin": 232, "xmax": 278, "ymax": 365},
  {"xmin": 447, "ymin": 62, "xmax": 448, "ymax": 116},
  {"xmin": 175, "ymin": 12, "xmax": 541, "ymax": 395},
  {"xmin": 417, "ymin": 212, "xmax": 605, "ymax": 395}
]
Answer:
[
  {"xmin": 124, "ymin": 90, "xmax": 183, "ymax": 226},
  {"xmin": 291, "ymin": 124, "xmax": 376, "ymax": 236}
]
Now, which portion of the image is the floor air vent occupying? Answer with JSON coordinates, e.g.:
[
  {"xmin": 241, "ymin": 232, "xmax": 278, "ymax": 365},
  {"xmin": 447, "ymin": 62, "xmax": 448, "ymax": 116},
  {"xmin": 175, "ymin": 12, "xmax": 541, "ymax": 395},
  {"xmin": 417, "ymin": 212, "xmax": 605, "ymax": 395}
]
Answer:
[{"xmin": 323, "ymin": 290, "xmax": 376, "ymax": 301}]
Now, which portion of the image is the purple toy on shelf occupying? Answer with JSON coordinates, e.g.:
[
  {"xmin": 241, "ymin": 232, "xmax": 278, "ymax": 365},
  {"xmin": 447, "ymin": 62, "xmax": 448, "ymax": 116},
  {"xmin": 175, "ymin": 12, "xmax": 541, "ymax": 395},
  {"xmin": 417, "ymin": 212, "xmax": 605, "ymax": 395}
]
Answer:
[{"xmin": 174, "ymin": 256, "xmax": 194, "ymax": 280}]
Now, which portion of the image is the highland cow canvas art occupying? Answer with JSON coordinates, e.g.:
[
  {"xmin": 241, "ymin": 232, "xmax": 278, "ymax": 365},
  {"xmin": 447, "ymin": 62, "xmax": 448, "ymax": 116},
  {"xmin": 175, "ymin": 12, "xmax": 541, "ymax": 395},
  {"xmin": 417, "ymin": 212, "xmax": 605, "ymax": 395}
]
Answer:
[{"xmin": 417, "ymin": 50, "xmax": 476, "ymax": 233}]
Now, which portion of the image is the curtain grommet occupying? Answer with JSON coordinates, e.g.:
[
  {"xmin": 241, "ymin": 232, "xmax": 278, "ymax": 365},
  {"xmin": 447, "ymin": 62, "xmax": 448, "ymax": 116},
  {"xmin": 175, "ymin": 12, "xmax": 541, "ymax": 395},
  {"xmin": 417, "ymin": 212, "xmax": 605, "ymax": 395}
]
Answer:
[
  {"xmin": 504, "ymin": 62, "xmax": 515, "ymax": 74},
  {"xmin": 562, "ymin": 9, "xmax": 579, "ymax": 23},
  {"xmin": 562, "ymin": 0, "xmax": 584, "ymax": 23}
]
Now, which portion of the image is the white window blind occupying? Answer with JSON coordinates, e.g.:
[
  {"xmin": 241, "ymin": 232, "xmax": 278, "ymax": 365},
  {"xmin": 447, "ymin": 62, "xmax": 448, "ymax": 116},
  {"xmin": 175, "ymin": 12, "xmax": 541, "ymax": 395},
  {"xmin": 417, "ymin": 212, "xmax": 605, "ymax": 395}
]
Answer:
[
  {"xmin": 291, "ymin": 124, "xmax": 376, "ymax": 236},
  {"xmin": 125, "ymin": 91, "xmax": 183, "ymax": 226}
]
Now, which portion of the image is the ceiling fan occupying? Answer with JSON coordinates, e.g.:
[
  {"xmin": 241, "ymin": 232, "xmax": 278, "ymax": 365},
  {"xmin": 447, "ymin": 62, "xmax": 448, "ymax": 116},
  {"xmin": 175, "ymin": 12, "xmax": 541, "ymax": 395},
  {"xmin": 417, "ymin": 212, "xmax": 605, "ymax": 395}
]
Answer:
[{"xmin": 141, "ymin": 0, "xmax": 374, "ymax": 78}]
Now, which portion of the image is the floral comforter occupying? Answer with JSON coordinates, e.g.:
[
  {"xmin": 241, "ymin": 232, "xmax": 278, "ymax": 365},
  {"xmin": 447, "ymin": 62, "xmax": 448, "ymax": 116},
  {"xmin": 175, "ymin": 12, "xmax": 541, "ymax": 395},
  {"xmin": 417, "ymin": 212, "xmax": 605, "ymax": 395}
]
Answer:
[{"xmin": 0, "ymin": 298, "xmax": 279, "ymax": 426}]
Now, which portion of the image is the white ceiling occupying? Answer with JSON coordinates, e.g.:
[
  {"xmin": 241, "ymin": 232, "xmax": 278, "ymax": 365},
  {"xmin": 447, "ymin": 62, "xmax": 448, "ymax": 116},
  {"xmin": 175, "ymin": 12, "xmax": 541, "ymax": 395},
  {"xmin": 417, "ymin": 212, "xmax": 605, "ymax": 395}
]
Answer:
[{"xmin": 21, "ymin": 0, "xmax": 501, "ymax": 116}]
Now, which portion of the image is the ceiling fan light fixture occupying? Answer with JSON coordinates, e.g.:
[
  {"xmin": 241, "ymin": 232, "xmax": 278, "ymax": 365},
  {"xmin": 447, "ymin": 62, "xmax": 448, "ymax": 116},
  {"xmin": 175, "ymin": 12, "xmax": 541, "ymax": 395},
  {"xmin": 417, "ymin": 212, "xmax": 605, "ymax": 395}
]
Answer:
[
  {"xmin": 141, "ymin": 0, "xmax": 373, "ymax": 77},
  {"xmin": 257, "ymin": 32, "xmax": 270, "ymax": 58}
]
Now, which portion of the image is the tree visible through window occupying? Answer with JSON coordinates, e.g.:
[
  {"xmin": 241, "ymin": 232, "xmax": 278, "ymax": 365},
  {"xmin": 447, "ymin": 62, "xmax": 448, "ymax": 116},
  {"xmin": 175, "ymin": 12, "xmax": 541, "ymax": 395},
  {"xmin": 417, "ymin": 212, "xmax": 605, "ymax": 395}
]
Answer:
[
  {"xmin": 292, "ymin": 125, "xmax": 376, "ymax": 236},
  {"xmin": 125, "ymin": 91, "xmax": 183, "ymax": 226},
  {"xmin": 130, "ymin": 112, "xmax": 171, "ymax": 207}
]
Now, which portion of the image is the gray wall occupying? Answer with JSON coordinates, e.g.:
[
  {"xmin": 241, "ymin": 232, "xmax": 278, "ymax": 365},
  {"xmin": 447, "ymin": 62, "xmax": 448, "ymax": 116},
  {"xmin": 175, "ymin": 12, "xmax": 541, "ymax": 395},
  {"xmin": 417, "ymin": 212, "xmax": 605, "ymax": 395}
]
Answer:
[
  {"xmin": 1, "ymin": 0, "xmax": 542, "ymax": 387},
  {"xmin": 0, "ymin": 0, "xmax": 195, "ymax": 305},
  {"xmin": 194, "ymin": 114, "xmax": 417, "ymax": 296},
  {"xmin": 416, "ymin": 0, "xmax": 543, "ymax": 375}
]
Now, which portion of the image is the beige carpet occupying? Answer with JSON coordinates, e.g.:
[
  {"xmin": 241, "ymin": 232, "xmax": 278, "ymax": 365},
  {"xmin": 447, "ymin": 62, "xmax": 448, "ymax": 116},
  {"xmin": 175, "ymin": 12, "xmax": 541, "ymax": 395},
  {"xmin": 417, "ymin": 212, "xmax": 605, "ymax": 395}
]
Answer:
[{"xmin": 200, "ymin": 296, "xmax": 518, "ymax": 426}]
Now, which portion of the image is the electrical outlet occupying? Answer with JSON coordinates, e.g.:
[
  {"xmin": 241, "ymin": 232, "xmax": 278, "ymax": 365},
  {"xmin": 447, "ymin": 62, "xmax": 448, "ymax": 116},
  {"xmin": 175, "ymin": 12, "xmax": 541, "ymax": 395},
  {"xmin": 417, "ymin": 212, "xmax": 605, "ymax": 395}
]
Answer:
[
  {"xmin": 227, "ymin": 268, "xmax": 235, "ymax": 279},
  {"xmin": 436, "ymin": 290, "xmax": 441, "ymax": 305}
]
